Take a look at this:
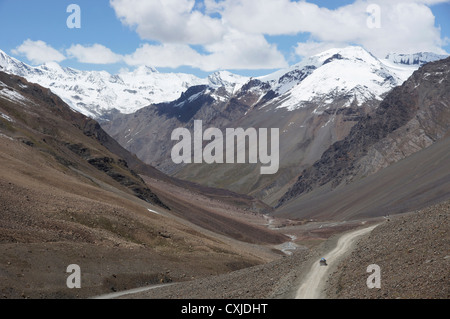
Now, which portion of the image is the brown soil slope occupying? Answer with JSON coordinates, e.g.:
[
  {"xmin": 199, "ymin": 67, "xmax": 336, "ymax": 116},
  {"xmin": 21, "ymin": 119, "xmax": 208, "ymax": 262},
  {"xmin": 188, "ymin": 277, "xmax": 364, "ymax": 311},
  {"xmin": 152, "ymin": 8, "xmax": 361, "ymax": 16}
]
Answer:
[
  {"xmin": 275, "ymin": 135, "xmax": 450, "ymax": 221},
  {"xmin": 325, "ymin": 200, "xmax": 449, "ymax": 299},
  {"xmin": 0, "ymin": 71, "xmax": 286, "ymax": 299}
]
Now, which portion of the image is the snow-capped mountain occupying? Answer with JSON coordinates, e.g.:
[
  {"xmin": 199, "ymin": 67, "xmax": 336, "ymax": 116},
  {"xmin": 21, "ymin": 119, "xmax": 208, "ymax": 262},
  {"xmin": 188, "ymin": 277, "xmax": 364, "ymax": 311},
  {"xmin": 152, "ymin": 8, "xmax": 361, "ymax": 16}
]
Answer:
[
  {"xmin": 208, "ymin": 71, "xmax": 249, "ymax": 94},
  {"xmin": 385, "ymin": 52, "xmax": 448, "ymax": 66},
  {"xmin": 100, "ymin": 45, "xmax": 448, "ymax": 203},
  {"xmin": 251, "ymin": 47, "xmax": 447, "ymax": 112},
  {"xmin": 256, "ymin": 46, "xmax": 423, "ymax": 112},
  {"xmin": 1, "ymin": 47, "xmax": 446, "ymax": 120},
  {"xmin": 0, "ymin": 49, "xmax": 207, "ymax": 119}
]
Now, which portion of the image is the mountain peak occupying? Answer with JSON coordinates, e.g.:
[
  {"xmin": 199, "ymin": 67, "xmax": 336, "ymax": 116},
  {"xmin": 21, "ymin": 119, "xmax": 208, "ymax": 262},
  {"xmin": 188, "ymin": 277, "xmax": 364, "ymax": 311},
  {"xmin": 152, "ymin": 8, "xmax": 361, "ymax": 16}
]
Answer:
[
  {"xmin": 259, "ymin": 46, "xmax": 411, "ymax": 111},
  {"xmin": 132, "ymin": 65, "xmax": 159, "ymax": 75},
  {"xmin": 40, "ymin": 61, "xmax": 66, "ymax": 73},
  {"xmin": 0, "ymin": 49, "xmax": 7, "ymax": 59},
  {"xmin": 208, "ymin": 71, "xmax": 247, "ymax": 87},
  {"xmin": 207, "ymin": 71, "xmax": 249, "ymax": 95},
  {"xmin": 0, "ymin": 50, "xmax": 35, "ymax": 77},
  {"xmin": 313, "ymin": 46, "xmax": 378, "ymax": 67}
]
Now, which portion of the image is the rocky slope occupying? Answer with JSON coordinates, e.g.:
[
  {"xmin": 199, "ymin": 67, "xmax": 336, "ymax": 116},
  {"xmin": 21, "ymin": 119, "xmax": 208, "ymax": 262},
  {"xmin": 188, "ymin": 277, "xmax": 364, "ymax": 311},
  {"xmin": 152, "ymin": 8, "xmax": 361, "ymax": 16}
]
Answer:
[
  {"xmin": 277, "ymin": 56, "xmax": 450, "ymax": 209},
  {"xmin": 121, "ymin": 199, "xmax": 448, "ymax": 300},
  {"xmin": 275, "ymin": 135, "xmax": 450, "ymax": 221},
  {"xmin": 325, "ymin": 200, "xmax": 449, "ymax": 299},
  {"xmin": 0, "ymin": 71, "xmax": 288, "ymax": 299},
  {"xmin": 0, "ymin": 71, "xmax": 167, "ymax": 209}
]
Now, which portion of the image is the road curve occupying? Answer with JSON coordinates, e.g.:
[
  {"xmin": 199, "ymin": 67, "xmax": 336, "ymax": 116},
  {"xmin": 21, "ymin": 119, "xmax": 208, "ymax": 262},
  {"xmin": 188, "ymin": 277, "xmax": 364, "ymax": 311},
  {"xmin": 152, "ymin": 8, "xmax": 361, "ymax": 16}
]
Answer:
[{"xmin": 296, "ymin": 224, "xmax": 378, "ymax": 299}]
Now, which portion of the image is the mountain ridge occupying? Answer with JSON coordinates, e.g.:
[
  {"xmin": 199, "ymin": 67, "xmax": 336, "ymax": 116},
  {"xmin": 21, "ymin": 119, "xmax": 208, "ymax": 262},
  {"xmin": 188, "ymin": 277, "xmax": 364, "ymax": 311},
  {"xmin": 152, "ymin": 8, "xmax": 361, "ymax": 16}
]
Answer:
[
  {"xmin": 102, "ymin": 46, "xmax": 445, "ymax": 203},
  {"xmin": 275, "ymin": 56, "xmax": 450, "ymax": 219},
  {"xmin": 385, "ymin": 52, "xmax": 448, "ymax": 66},
  {"xmin": 1, "ymin": 47, "xmax": 445, "ymax": 120},
  {"xmin": 0, "ymin": 49, "xmax": 206, "ymax": 119},
  {"xmin": 2, "ymin": 46, "xmax": 448, "ymax": 205}
]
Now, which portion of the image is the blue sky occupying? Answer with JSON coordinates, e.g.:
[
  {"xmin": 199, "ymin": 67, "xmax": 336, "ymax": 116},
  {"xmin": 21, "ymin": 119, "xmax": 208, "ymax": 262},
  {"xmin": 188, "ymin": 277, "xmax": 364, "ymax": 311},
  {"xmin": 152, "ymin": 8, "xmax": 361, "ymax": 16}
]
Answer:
[{"xmin": 0, "ymin": 0, "xmax": 449, "ymax": 77}]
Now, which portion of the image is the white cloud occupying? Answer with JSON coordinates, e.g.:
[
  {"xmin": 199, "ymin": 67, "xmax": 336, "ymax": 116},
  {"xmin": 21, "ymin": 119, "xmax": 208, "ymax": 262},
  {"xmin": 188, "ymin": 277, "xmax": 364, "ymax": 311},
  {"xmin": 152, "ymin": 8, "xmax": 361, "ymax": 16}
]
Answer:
[
  {"xmin": 110, "ymin": 0, "xmax": 289, "ymax": 71},
  {"xmin": 123, "ymin": 33, "xmax": 288, "ymax": 72},
  {"xmin": 110, "ymin": 0, "xmax": 226, "ymax": 45},
  {"xmin": 201, "ymin": 30, "xmax": 288, "ymax": 71},
  {"xmin": 66, "ymin": 44, "xmax": 123, "ymax": 64},
  {"xmin": 294, "ymin": 41, "xmax": 348, "ymax": 58},
  {"xmin": 311, "ymin": 0, "xmax": 448, "ymax": 57},
  {"xmin": 210, "ymin": 0, "xmax": 323, "ymax": 36},
  {"xmin": 212, "ymin": 0, "xmax": 449, "ymax": 57},
  {"xmin": 17, "ymin": 1, "xmax": 446, "ymax": 72},
  {"xmin": 110, "ymin": 0, "xmax": 448, "ymax": 72},
  {"xmin": 124, "ymin": 43, "xmax": 203, "ymax": 68},
  {"xmin": 12, "ymin": 40, "xmax": 66, "ymax": 65}
]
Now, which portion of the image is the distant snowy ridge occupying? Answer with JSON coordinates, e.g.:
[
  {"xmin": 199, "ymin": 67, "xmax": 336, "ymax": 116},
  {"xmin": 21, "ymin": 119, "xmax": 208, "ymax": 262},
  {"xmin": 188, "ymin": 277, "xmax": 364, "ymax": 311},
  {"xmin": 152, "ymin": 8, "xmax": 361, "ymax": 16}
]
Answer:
[
  {"xmin": 385, "ymin": 52, "xmax": 448, "ymax": 66},
  {"xmin": 256, "ymin": 46, "xmax": 443, "ymax": 111},
  {"xmin": 1, "ymin": 47, "xmax": 447, "ymax": 118},
  {"xmin": 0, "ymin": 49, "xmax": 207, "ymax": 118}
]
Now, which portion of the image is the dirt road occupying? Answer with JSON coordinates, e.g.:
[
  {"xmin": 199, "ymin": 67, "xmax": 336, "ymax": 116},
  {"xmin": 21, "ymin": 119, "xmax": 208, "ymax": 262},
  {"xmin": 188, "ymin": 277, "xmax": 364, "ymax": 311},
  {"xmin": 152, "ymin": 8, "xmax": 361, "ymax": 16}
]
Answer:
[
  {"xmin": 91, "ymin": 283, "xmax": 175, "ymax": 299},
  {"xmin": 296, "ymin": 225, "xmax": 378, "ymax": 299}
]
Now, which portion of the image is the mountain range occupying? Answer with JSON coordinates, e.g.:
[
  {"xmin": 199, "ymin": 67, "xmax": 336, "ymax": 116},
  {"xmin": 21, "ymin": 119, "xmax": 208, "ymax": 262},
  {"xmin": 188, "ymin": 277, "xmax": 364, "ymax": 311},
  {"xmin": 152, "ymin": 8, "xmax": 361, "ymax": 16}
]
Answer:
[
  {"xmin": 0, "ymin": 49, "xmax": 206, "ymax": 119},
  {"xmin": 1, "ymin": 48, "xmax": 446, "ymax": 120},
  {"xmin": 1, "ymin": 45, "xmax": 449, "ymax": 299},
  {"xmin": 97, "ymin": 47, "xmax": 447, "ymax": 205},
  {"xmin": 1, "ymin": 47, "xmax": 447, "ymax": 206}
]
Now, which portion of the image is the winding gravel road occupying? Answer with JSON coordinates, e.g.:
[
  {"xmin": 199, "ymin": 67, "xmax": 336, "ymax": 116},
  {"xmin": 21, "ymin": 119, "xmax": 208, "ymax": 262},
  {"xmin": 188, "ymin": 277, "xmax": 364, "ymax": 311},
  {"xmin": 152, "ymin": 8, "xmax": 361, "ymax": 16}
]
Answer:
[{"xmin": 296, "ymin": 225, "xmax": 378, "ymax": 299}]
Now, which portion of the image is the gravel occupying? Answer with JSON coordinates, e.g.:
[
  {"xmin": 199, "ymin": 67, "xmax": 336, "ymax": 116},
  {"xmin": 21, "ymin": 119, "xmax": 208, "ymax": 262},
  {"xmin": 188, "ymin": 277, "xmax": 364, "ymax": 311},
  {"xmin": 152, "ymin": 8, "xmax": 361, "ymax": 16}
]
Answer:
[{"xmin": 325, "ymin": 200, "xmax": 450, "ymax": 299}]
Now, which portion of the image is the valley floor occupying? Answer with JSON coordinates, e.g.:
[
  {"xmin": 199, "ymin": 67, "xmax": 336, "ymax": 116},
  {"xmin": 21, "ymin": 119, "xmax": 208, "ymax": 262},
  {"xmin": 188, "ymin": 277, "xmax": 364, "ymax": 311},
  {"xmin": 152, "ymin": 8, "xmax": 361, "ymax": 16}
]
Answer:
[
  {"xmin": 82, "ymin": 218, "xmax": 378, "ymax": 299},
  {"xmin": 106, "ymin": 200, "xmax": 449, "ymax": 299},
  {"xmin": 1, "ymin": 199, "xmax": 448, "ymax": 299}
]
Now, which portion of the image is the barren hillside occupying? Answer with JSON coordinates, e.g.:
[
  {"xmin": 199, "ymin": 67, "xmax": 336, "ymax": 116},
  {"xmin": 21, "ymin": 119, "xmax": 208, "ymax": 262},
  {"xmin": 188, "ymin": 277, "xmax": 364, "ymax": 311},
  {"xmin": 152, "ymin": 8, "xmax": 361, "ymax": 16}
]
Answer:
[
  {"xmin": 0, "ymin": 71, "xmax": 287, "ymax": 299},
  {"xmin": 325, "ymin": 200, "xmax": 449, "ymax": 299}
]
